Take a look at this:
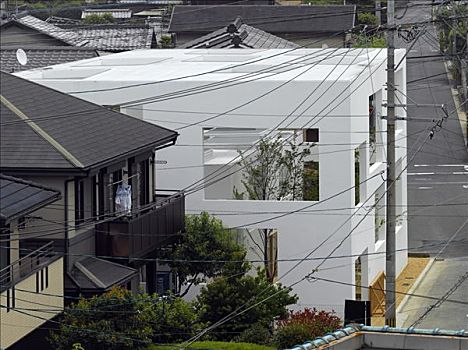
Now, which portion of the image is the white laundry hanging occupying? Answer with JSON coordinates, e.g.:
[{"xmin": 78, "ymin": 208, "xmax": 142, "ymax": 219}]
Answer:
[{"xmin": 115, "ymin": 184, "xmax": 132, "ymax": 214}]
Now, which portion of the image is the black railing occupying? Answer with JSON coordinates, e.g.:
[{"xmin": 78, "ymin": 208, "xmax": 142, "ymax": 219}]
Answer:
[
  {"xmin": 0, "ymin": 241, "xmax": 56, "ymax": 292},
  {"xmin": 96, "ymin": 192, "xmax": 185, "ymax": 260}
]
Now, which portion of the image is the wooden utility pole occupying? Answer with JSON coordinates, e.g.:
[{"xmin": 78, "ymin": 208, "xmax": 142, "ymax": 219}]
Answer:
[{"xmin": 385, "ymin": 0, "xmax": 397, "ymax": 327}]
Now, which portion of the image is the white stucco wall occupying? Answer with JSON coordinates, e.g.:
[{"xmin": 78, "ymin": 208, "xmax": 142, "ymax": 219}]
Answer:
[{"xmin": 17, "ymin": 48, "xmax": 408, "ymax": 315}]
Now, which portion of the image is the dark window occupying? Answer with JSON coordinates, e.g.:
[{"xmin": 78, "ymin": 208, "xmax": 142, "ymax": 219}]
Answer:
[
  {"xmin": 92, "ymin": 175, "xmax": 97, "ymax": 218},
  {"xmin": 7, "ymin": 289, "xmax": 10, "ymax": 311},
  {"xmin": 36, "ymin": 272, "xmax": 40, "ymax": 293},
  {"xmin": 139, "ymin": 159, "xmax": 150, "ymax": 206},
  {"xmin": 112, "ymin": 170, "xmax": 123, "ymax": 212},
  {"xmin": 75, "ymin": 179, "xmax": 85, "ymax": 225},
  {"xmin": 303, "ymin": 128, "xmax": 319, "ymax": 143},
  {"xmin": 98, "ymin": 170, "xmax": 106, "ymax": 218},
  {"xmin": 355, "ymin": 149, "xmax": 360, "ymax": 205},
  {"xmin": 45, "ymin": 267, "xmax": 49, "ymax": 289},
  {"xmin": 0, "ymin": 230, "xmax": 10, "ymax": 272},
  {"xmin": 303, "ymin": 161, "xmax": 319, "ymax": 201}
]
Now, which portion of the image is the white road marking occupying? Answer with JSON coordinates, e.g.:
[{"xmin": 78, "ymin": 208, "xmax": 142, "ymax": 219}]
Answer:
[
  {"xmin": 414, "ymin": 164, "xmax": 466, "ymax": 168},
  {"xmin": 408, "ymin": 172, "xmax": 434, "ymax": 175},
  {"xmin": 409, "ymin": 182, "xmax": 468, "ymax": 185},
  {"xmin": 453, "ymin": 172, "xmax": 468, "ymax": 175},
  {"xmin": 418, "ymin": 186, "xmax": 433, "ymax": 190},
  {"xmin": 463, "ymin": 185, "xmax": 468, "ymax": 189}
]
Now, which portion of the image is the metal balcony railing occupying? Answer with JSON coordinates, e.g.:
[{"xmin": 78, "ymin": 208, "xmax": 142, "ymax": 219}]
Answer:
[
  {"xmin": 96, "ymin": 191, "xmax": 185, "ymax": 260},
  {"xmin": 0, "ymin": 241, "xmax": 56, "ymax": 292}
]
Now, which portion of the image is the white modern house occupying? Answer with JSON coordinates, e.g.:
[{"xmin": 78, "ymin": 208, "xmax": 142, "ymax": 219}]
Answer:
[{"xmin": 17, "ymin": 48, "xmax": 408, "ymax": 317}]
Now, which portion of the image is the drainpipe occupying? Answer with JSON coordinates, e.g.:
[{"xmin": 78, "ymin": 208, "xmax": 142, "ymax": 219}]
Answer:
[{"xmin": 64, "ymin": 179, "xmax": 74, "ymax": 274}]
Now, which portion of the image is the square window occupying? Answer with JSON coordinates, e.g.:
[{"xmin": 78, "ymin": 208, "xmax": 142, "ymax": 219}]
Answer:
[{"xmin": 303, "ymin": 129, "xmax": 319, "ymax": 143}]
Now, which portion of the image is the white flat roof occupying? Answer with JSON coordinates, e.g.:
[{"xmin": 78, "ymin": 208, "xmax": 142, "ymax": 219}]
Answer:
[{"xmin": 17, "ymin": 48, "xmax": 405, "ymax": 84}]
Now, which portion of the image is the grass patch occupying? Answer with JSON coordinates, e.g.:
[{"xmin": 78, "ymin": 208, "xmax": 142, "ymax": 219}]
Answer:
[{"xmin": 149, "ymin": 341, "xmax": 275, "ymax": 350}]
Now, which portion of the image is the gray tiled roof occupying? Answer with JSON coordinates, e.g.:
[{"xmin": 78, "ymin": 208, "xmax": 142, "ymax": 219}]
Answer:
[
  {"xmin": 0, "ymin": 174, "xmax": 60, "ymax": 225},
  {"xmin": 15, "ymin": 15, "xmax": 85, "ymax": 46},
  {"xmin": 169, "ymin": 5, "xmax": 356, "ymax": 34},
  {"xmin": 0, "ymin": 46, "xmax": 99, "ymax": 73},
  {"xmin": 0, "ymin": 72, "xmax": 178, "ymax": 171},
  {"xmin": 180, "ymin": 17, "xmax": 299, "ymax": 49},
  {"xmin": 69, "ymin": 257, "xmax": 136, "ymax": 291},
  {"xmin": 2, "ymin": 15, "xmax": 155, "ymax": 52},
  {"xmin": 69, "ymin": 25, "xmax": 155, "ymax": 51}
]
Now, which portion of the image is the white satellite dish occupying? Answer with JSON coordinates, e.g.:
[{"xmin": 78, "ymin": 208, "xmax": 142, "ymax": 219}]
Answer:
[{"xmin": 16, "ymin": 49, "xmax": 28, "ymax": 66}]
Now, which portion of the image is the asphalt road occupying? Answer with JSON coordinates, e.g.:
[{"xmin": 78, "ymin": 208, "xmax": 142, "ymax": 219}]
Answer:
[
  {"xmin": 395, "ymin": 1, "xmax": 468, "ymax": 259},
  {"xmin": 394, "ymin": 1, "xmax": 468, "ymax": 329}
]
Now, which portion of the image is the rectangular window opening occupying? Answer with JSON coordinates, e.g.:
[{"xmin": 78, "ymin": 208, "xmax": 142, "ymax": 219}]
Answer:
[
  {"xmin": 303, "ymin": 128, "xmax": 319, "ymax": 143},
  {"xmin": 355, "ymin": 148, "xmax": 360, "ymax": 205},
  {"xmin": 303, "ymin": 161, "xmax": 319, "ymax": 201}
]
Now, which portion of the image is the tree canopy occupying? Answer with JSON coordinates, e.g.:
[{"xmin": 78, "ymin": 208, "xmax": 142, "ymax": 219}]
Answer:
[{"xmin": 164, "ymin": 212, "xmax": 249, "ymax": 296}]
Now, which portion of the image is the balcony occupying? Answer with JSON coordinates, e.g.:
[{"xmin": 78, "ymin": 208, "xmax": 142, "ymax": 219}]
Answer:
[
  {"xmin": 0, "ymin": 241, "xmax": 57, "ymax": 293},
  {"xmin": 96, "ymin": 191, "xmax": 185, "ymax": 260}
]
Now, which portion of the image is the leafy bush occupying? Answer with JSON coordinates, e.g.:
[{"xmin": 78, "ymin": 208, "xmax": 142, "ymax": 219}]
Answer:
[
  {"xmin": 274, "ymin": 308, "xmax": 341, "ymax": 349},
  {"xmin": 149, "ymin": 341, "xmax": 275, "ymax": 350},
  {"xmin": 152, "ymin": 296, "xmax": 201, "ymax": 344},
  {"xmin": 49, "ymin": 287, "xmax": 155, "ymax": 350},
  {"xmin": 83, "ymin": 13, "xmax": 115, "ymax": 24},
  {"xmin": 353, "ymin": 34, "xmax": 386, "ymax": 48},
  {"xmin": 274, "ymin": 323, "xmax": 311, "ymax": 350},
  {"xmin": 358, "ymin": 12, "xmax": 378, "ymax": 25},
  {"xmin": 234, "ymin": 323, "xmax": 272, "ymax": 345},
  {"xmin": 196, "ymin": 269, "xmax": 297, "ymax": 341}
]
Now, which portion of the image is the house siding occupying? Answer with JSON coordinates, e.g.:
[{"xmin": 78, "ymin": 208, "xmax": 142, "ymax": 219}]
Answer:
[{"xmin": 0, "ymin": 258, "xmax": 64, "ymax": 350}]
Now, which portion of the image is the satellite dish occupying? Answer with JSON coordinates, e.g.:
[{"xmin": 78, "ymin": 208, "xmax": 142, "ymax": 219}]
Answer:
[{"xmin": 16, "ymin": 49, "xmax": 28, "ymax": 66}]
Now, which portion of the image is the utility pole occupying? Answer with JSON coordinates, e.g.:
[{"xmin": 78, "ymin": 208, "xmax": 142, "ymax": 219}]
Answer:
[
  {"xmin": 376, "ymin": 0, "xmax": 382, "ymax": 26},
  {"xmin": 385, "ymin": 0, "xmax": 397, "ymax": 327}
]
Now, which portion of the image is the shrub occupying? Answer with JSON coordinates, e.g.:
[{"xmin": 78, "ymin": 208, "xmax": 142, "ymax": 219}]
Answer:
[
  {"xmin": 274, "ymin": 323, "xmax": 311, "ymax": 350},
  {"xmin": 83, "ymin": 13, "xmax": 115, "ymax": 24},
  {"xmin": 234, "ymin": 323, "xmax": 272, "ymax": 345},
  {"xmin": 274, "ymin": 308, "xmax": 341, "ymax": 349},
  {"xmin": 358, "ymin": 12, "xmax": 378, "ymax": 26},
  {"xmin": 196, "ymin": 269, "xmax": 297, "ymax": 341},
  {"xmin": 151, "ymin": 296, "xmax": 201, "ymax": 344}
]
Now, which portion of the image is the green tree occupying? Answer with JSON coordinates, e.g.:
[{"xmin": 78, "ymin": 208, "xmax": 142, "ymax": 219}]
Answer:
[
  {"xmin": 152, "ymin": 295, "xmax": 202, "ymax": 344},
  {"xmin": 83, "ymin": 13, "xmax": 115, "ymax": 24},
  {"xmin": 49, "ymin": 287, "xmax": 155, "ymax": 350},
  {"xmin": 195, "ymin": 269, "xmax": 298, "ymax": 341},
  {"xmin": 234, "ymin": 135, "xmax": 312, "ymax": 281},
  {"xmin": 164, "ymin": 212, "xmax": 249, "ymax": 296}
]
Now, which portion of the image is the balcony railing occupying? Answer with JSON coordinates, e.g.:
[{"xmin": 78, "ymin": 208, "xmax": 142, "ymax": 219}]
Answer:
[
  {"xmin": 0, "ymin": 241, "xmax": 56, "ymax": 292},
  {"xmin": 96, "ymin": 191, "xmax": 185, "ymax": 260}
]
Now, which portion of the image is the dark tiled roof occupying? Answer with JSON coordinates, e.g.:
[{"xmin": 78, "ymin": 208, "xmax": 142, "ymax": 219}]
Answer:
[
  {"xmin": 69, "ymin": 25, "xmax": 155, "ymax": 51},
  {"xmin": 180, "ymin": 17, "xmax": 299, "ymax": 49},
  {"xmin": 1, "ymin": 15, "xmax": 155, "ymax": 52},
  {"xmin": 69, "ymin": 257, "xmax": 136, "ymax": 291},
  {"xmin": 6, "ymin": 15, "xmax": 86, "ymax": 46},
  {"xmin": 169, "ymin": 5, "xmax": 355, "ymax": 34},
  {"xmin": 0, "ymin": 72, "xmax": 178, "ymax": 171},
  {"xmin": 0, "ymin": 174, "xmax": 60, "ymax": 225},
  {"xmin": 0, "ymin": 46, "xmax": 99, "ymax": 73}
]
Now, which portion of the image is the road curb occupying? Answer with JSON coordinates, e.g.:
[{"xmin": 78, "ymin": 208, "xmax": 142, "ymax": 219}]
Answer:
[
  {"xmin": 443, "ymin": 61, "xmax": 468, "ymax": 147},
  {"xmin": 396, "ymin": 258, "xmax": 435, "ymax": 315}
]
